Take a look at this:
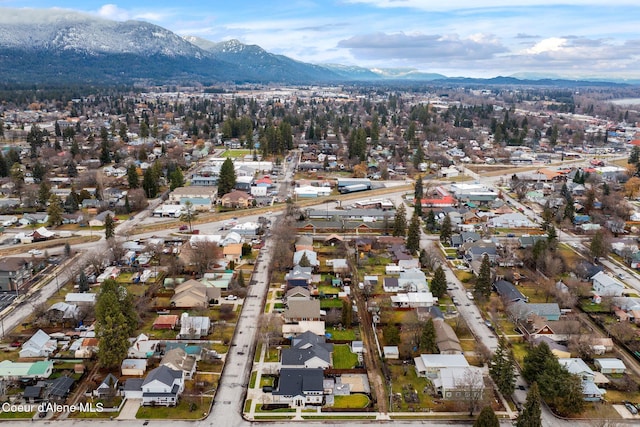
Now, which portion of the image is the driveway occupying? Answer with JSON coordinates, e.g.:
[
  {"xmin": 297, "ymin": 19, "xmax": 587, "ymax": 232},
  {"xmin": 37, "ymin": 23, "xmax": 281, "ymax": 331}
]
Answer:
[{"xmin": 117, "ymin": 398, "xmax": 142, "ymax": 420}]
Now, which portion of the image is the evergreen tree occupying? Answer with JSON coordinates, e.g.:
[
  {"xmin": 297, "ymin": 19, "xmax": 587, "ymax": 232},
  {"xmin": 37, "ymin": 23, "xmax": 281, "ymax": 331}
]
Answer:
[
  {"xmin": 630, "ymin": 146, "xmax": 640, "ymax": 165},
  {"xmin": 475, "ymin": 254, "xmax": 492, "ymax": 299},
  {"xmin": 474, "ymin": 406, "xmax": 499, "ymax": 427},
  {"xmin": 439, "ymin": 214, "xmax": 452, "ymax": 244},
  {"xmin": 522, "ymin": 342, "xmax": 554, "ymax": 383},
  {"xmin": 218, "ymin": 157, "xmax": 237, "ymax": 197},
  {"xmin": 430, "ymin": 266, "xmax": 447, "ymax": 298},
  {"xmin": 104, "ymin": 214, "xmax": 115, "ymax": 240},
  {"xmin": 414, "ymin": 176, "xmax": 424, "ymax": 200},
  {"xmin": 142, "ymin": 167, "xmax": 159, "ymax": 198},
  {"xmin": 414, "ymin": 197, "xmax": 423, "ymax": 218},
  {"xmin": 100, "ymin": 139, "xmax": 111, "ymax": 165},
  {"xmin": 64, "ymin": 191, "xmax": 79, "ymax": 213},
  {"xmin": 78, "ymin": 271, "xmax": 90, "ymax": 293},
  {"xmin": 38, "ymin": 181, "xmax": 51, "ymax": 206},
  {"xmin": 169, "ymin": 167, "xmax": 184, "ymax": 190},
  {"xmin": 70, "ymin": 140, "xmax": 80, "ymax": 157},
  {"xmin": 46, "ymin": 194, "xmax": 63, "ymax": 227},
  {"xmin": 341, "ymin": 299, "xmax": 353, "ymax": 327},
  {"xmin": 425, "ymin": 209, "xmax": 437, "ymax": 232},
  {"xmin": 413, "ymin": 144, "xmax": 425, "ymax": 169},
  {"xmin": 95, "ymin": 279, "xmax": 138, "ymax": 369},
  {"xmin": 489, "ymin": 336, "xmax": 516, "ymax": 397},
  {"xmin": 127, "ymin": 164, "xmax": 139, "ymax": 189},
  {"xmin": 546, "ymin": 226, "xmax": 558, "ymax": 251},
  {"xmin": 67, "ymin": 161, "xmax": 78, "ymax": 177},
  {"xmin": 516, "ymin": 382, "xmax": 542, "ymax": 427},
  {"xmin": 0, "ymin": 151, "xmax": 7, "ymax": 177},
  {"xmin": 419, "ymin": 318, "xmax": 438, "ymax": 353},
  {"xmin": 406, "ymin": 213, "xmax": 421, "ymax": 253},
  {"xmin": 298, "ymin": 252, "xmax": 311, "ymax": 267},
  {"xmin": 392, "ymin": 203, "xmax": 407, "ymax": 237}
]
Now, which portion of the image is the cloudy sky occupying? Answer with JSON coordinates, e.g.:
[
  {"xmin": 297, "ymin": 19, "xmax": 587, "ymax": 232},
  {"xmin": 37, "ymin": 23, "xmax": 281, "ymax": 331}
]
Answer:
[{"xmin": 5, "ymin": 1, "xmax": 640, "ymax": 79}]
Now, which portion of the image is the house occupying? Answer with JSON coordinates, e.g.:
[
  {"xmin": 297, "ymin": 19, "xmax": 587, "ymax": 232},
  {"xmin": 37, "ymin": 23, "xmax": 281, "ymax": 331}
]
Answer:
[
  {"xmin": 65, "ymin": 293, "xmax": 96, "ymax": 306},
  {"xmin": 23, "ymin": 384, "xmax": 45, "ymax": 403},
  {"xmin": 295, "ymin": 235, "xmax": 314, "ymax": 252},
  {"xmin": 285, "ymin": 287, "xmax": 311, "ymax": 302},
  {"xmin": 434, "ymin": 319, "xmax": 462, "ymax": 354},
  {"xmin": 220, "ymin": 190, "xmax": 253, "ymax": 208},
  {"xmin": 177, "ymin": 313, "xmax": 210, "ymax": 339},
  {"xmin": 169, "ymin": 186, "xmax": 217, "ymax": 211},
  {"xmin": 47, "ymin": 302, "xmax": 80, "ymax": 323},
  {"xmin": 493, "ymin": 280, "xmax": 527, "ymax": 303},
  {"xmin": 282, "ymin": 321, "xmax": 326, "ymax": 337},
  {"xmin": 0, "ymin": 257, "xmax": 32, "ymax": 291},
  {"xmin": 521, "ymin": 318, "xmax": 582, "ymax": 342},
  {"xmin": 414, "ymin": 354, "xmax": 469, "ymax": 378},
  {"xmin": 160, "ymin": 348, "xmax": 197, "ymax": 380},
  {"xmin": 383, "ymin": 346, "xmax": 399, "ymax": 359},
  {"xmin": 508, "ymin": 301, "xmax": 561, "ymax": 322},
  {"xmin": 464, "ymin": 242, "xmax": 498, "ymax": 264},
  {"xmin": 153, "ymin": 315, "xmax": 179, "ymax": 330},
  {"xmin": 128, "ymin": 334, "xmax": 157, "ymax": 359},
  {"xmin": 532, "ymin": 336, "xmax": 571, "ymax": 359},
  {"xmin": 558, "ymin": 358, "xmax": 605, "ymax": 401},
  {"xmin": 140, "ymin": 365, "xmax": 185, "ymax": 406},
  {"xmin": 594, "ymin": 358, "xmax": 626, "ymax": 375},
  {"xmin": 390, "ymin": 292, "xmax": 437, "ymax": 308},
  {"xmin": 293, "ymin": 250, "xmax": 319, "ymax": 267},
  {"xmin": 518, "ymin": 235, "xmax": 547, "ymax": 249},
  {"xmin": 171, "ymin": 279, "xmax": 221, "ymax": 309},
  {"xmin": 383, "ymin": 277, "xmax": 399, "ymax": 293},
  {"xmin": 327, "ymin": 258, "xmax": 349, "ymax": 274},
  {"xmin": 272, "ymin": 368, "xmax": 325, "ymax": 408},
  {"xmin": 19, "ymin": 329, "xmax": 57, "ymax": 358},
  {"xmin": 47, "ymin": 376, "xmax": 75, "ymax": 401},
  {"xmin": 223, "ymin": 243, "xmax": 243, "ymax": 263},
  {"xmin": 94, "ymin": 373, "xmax": 119, "ymax": 398},
  {"xmin": 397, "ymin": 268, "xmax": 428, "ymax": 292},
  {"xmin": 0, "ymin": 360, "xmax": 53, "ymax": 380},
  {"xmin": 89, "ymin": 210, "xmax": 116, "ymax": 227},
  {"xmin": 433, "ymin": 367, "xmax": 485, "ymax": 401},
  {"xmin": 121, "ymin": 359, "xmax": 147, "ymax": 376},
  {"xmin": 487, "ymin": 212, "xmax": 535, "ymax": 228},
  {"xmin": 591, "ymin": 271, "xmax": 625, "ymax": 297},
  {"xmin": 284, "ymin": 300, "xmax": 321, "ymax": 323},
  {"xmin": 281, "ymin": 331, "xmax": 334, "ymax": 369},
  {"xmin": 451, "ymin": 232, "xmax": 481, "ymax": 248}
]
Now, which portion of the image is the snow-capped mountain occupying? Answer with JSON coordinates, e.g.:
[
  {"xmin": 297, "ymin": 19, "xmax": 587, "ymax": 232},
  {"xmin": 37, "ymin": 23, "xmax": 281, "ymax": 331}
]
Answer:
[{"xmin": 0, "ymin": 9, "xmax": 204, "ymax": 58}]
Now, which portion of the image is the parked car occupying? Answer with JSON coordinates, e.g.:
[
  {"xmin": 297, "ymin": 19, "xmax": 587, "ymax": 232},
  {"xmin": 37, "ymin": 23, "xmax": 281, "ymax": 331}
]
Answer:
[
  {"xmin": 226, "ymin": 295, "xmax": 238, "ymax": 301},
  {"xmin": 624, "ymin": 401, "xmax": 638, "ymax": 415},
  {"xmin": 179, "ymin": 225, "xmax": 188, "ymax": 231}
]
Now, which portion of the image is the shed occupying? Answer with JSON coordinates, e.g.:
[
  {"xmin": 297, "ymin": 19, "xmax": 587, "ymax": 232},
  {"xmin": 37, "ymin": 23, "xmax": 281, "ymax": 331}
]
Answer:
[{"xmin": 594, "ymin": 358, "xmax": 626, "ymax": 374}]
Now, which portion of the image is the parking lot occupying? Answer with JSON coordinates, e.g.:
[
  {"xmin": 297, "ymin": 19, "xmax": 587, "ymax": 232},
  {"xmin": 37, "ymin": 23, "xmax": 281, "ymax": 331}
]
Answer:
[{"xmin": 0, "ymin": 292, "xmax": 17, "ymax": 311}]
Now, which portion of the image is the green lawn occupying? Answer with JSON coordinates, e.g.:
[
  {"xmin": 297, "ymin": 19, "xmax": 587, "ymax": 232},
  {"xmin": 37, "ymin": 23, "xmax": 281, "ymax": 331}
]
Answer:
[
  {"xmin": 388, "ymin": 364, "xmax": 434, "ymax": 411},
  {"xmin": 260, "ymin": 375, "xmax": 275, "ymax": 388},
  {"xmin": 0, "ymin": 410, "xmax": 36, "ymax": 419},
  {"xmin": 136, "ymin": 397, "xmax": 212, "ymax": 419},
  {"xmin": 318, "ymin": 286, "xmax": 340, "ymax": 296},
  {"xmin": 333, "ymin": 344, "xmax": 358, "ymax": 369},
  {"xmin": 320, "ymin": 299, "xmax": 343, "ymax": 309},
  {"xmin": 249, "ymin": 371, "xmax": 257, "ymax": 388},
  {"xmin": 222, "ymin": 149, "xmax": 251, "ymax": 158},
  {"xmin": 326, "ymin": 327, "xmax": 358, "ymax": 340},
  {"xmin": 333, "ymin": 394, "xmax": 370, "ymax": 409}
]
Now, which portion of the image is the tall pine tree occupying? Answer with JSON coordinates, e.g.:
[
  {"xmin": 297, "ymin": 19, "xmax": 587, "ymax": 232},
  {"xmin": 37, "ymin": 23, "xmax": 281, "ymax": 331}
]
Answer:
[
  {"xmin": 406, "ymin": 213, "xmax": 421, "ymax": 253},
  {"xmin": 218, "ymin": 157, "xmax": 237, "ymax": 197},
  {"xmin": 475, "ymin": 254, "xmax": 492, "ymax": 299},
  {"xmin": 392, "ymin": 204, "xmax": 407, "ymax": 237},
  {"xmin": 489, "ymin": 336, "xmax": 516, "ymax": 397},
  {"xmin": 516, "ymin": 382, "xmax": 542, "ymax": 427}
]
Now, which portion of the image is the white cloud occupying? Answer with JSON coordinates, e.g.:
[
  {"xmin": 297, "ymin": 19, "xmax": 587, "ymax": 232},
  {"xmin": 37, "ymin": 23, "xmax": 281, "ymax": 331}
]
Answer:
[
  {"xmin": 97, "ymin": 4, "xmax": 129, "ymax": 21},
  {"xmin": 525, "ymin": 37, "xmax": 566, "ymax": 54}
]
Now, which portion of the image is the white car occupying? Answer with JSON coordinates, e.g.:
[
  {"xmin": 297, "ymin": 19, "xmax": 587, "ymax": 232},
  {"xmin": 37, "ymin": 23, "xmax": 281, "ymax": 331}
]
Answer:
[
  {"xmin": 28, "ymin": 249, "xmax": 43, "ymax": 256},
  {"xmin": 226, "ymin": 295, "xmax": 238, "ymax": 301}
]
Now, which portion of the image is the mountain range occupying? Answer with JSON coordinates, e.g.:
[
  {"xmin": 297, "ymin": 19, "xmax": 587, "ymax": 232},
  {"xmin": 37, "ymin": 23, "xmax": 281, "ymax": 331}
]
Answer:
[{"xmin": 0, "ymin": 8, "xmax": 629, "ymax": 86}]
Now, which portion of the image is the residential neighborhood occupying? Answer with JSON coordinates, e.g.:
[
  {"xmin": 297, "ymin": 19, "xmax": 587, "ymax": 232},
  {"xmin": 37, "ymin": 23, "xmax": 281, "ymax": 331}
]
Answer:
[{"xmin": 0, "ymin": 84, "xmax": 640, "ymax": 426}]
